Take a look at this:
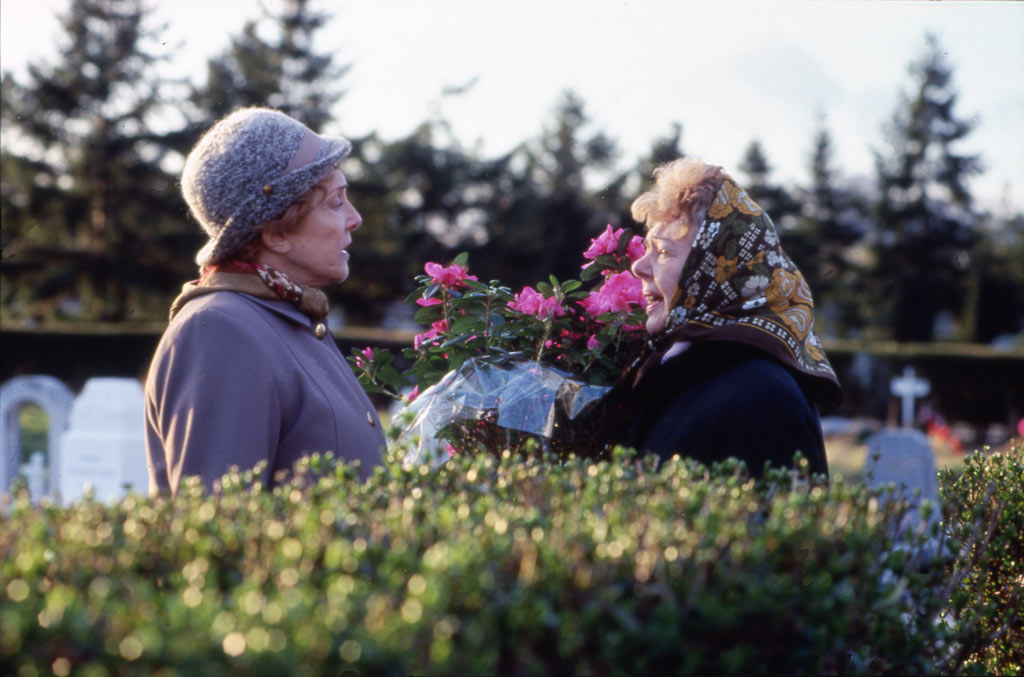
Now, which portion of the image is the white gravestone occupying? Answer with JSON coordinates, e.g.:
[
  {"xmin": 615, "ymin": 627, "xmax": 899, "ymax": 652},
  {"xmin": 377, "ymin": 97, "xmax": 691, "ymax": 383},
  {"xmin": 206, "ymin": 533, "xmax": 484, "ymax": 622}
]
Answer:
[
  {"xmin": 0, "ymin": 375, "xmax": 75, "ymax": 497},
  {"xmin": 865, "ymin": 429, "xmax": 938, "ymax": 506},
  {"xmin": 60, "ymin": 378, "xmax": 148, "ymax": 503},
  {"xmin": 890, "ymin": 366, "xmax": 930, "ymax": 429}
]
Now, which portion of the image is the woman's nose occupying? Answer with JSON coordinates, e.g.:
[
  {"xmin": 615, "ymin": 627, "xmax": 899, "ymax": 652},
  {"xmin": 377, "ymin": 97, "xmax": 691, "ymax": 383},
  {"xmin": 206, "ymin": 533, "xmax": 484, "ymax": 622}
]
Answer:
[
  {"xmin": 347, "ymin": 206, "xmax": 362, "ymax": 231},
  {"xmin": 631, "ymin": 250, "xmax": 651, "ymax": 279}
]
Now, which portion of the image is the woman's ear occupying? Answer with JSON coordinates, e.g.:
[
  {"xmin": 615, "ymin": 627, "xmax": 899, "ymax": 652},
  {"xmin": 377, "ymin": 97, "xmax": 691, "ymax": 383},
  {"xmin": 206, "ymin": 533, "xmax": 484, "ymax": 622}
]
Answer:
[{"xmin": 261, "ymin": 228, "xmax": 292, "ymax": 254}]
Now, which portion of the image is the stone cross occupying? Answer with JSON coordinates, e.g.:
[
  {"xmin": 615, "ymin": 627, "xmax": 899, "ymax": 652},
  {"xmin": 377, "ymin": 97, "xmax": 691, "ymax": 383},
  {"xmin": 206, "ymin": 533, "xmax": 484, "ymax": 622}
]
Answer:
[{"xmin": 890, "ymin": 366, "xmax": 930, "ymax": 428}]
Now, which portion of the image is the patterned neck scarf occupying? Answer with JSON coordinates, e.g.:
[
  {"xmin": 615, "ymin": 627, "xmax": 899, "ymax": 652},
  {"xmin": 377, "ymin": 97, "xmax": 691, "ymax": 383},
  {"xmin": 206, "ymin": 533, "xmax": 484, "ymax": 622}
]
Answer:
[
  {"xmin": 205, "ymin": 261, "xmax": 305, "ymax": 304},
  {"xmin": 169, "ymin": 260, "xmax": 329, "ymax": 326},
  {"xmin": 643, "ymin": 173, "xmax": 842, "ymax": 406}
]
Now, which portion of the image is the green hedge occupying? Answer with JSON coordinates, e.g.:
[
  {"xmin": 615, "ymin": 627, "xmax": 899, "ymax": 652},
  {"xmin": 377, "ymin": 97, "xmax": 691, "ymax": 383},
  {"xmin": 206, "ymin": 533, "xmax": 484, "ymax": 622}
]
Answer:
[{"xmin": 2, "ymin": 445, "xmax": 1021, "ymax": 676}]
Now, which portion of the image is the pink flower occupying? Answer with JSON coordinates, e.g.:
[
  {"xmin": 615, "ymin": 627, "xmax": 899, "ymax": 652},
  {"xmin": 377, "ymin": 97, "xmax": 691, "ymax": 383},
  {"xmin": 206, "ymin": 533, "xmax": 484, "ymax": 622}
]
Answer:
[
  {"xmin": 586, "ymin": 334, "xmax": 601, "ymax": 351},
  {"xmin": 508, "ymin": 286, "xmax": 565, "ymax": 319},
  {"xmin": 583, "ymin": 224, "xmax": 622, "ymax": 262},
  {"xmin": 424, "ymin": 261, "xmax": 477, "ymax": 288},
  {"xmin": 580, "ymin": 270, "xmax": 643, "ymax": 317},
  {"xmin": 582, "ymin": 226, "xmax": 645, "ymax": 270},
  {"xmin": 415, "ymin": 296, "xmax": 443, "ymax": 307},
  {"xmin": 406, "ymin": 384, "xmax": 420, "ymax": 403},
  {"xmin": 626, "ymin": 235, "xmax": 646, "ymax": 262},
  {"xmin": 413, "ymin": 319, "xmax": 449, "ymax": 350},
  {"xmin": 354, "ymin": 346, "xmax": 374, "ymax": 369},
  {"xmin": 358, "ymin": 346, "xmax": 378, "ymax": 366}
]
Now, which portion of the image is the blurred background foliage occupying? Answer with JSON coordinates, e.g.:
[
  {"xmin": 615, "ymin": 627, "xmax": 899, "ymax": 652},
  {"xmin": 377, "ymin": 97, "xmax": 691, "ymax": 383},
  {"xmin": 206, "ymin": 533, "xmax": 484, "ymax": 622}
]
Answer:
[{"xmin": 2, "ymin": 0, "xmax": 1023, "ymax": 345}]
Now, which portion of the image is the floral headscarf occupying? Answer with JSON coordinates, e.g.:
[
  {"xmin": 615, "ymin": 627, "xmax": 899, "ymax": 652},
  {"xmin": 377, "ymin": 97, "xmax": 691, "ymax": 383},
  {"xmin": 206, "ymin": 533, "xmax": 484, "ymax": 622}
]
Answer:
[{"xmin": 650, "ymin": 173, "xmax": 842, "ymax": 406}]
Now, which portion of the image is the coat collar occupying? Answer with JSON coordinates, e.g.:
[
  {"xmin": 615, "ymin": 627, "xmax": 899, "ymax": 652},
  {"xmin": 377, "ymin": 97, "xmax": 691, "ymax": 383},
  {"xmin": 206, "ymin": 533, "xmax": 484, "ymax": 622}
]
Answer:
[{"xmin": 169, "ymin": 273, "xmax": 325, "ymax": 334}]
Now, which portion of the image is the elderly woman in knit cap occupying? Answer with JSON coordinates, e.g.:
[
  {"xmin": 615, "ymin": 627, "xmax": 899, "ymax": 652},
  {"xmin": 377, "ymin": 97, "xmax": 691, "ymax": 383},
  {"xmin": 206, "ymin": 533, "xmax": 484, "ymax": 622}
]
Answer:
[
  {"xmin": 614, "ymin": 158, "xmax": 842, "ymax": 477},
  {"xmin": 144, "ymin": 108, "xmax": 385, "ymax": 495}
]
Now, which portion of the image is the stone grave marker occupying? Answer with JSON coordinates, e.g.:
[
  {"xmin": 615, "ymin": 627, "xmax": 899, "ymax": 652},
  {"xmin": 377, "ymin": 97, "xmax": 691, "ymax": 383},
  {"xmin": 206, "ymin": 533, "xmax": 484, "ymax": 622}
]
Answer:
[
  {"xmin": 865, "ymin": 429, "xmax": 942, "ymax": 565},
  {"xmin": 865, "ymin": 428, "xmax": 938, "ymax": 507},
  {"xmin": 60, "ymin": 377, "xmax": 148, "ymax": 503},
  {"xmin": 0, "ymin": 375, "xmax": 75, "ymax": 498}
]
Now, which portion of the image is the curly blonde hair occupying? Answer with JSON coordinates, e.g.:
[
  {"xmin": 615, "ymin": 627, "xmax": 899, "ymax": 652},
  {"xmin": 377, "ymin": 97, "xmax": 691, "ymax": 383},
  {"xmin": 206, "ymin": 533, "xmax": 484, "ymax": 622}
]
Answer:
[{"xmin": 631, "ymin": 158, "xmax": 725, "ymax": 238}]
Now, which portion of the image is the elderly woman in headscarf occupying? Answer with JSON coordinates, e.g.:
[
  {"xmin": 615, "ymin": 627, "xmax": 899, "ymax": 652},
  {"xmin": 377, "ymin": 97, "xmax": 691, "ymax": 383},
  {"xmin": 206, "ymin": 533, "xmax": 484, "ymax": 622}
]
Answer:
[
  {"xmin": 615, "ymin": 157, "xmax": 841, "ymax": 477},
  {"xmin": 144, "ymin": 107, "xmax": 386, "ymax": 495}
]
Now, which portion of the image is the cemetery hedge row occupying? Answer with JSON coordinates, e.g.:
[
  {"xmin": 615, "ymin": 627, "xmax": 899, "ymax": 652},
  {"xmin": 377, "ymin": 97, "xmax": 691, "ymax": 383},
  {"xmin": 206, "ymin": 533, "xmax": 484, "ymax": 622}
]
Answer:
[{"xmin": 1, "ymin": 445, "xmax": 1021, "ymax": 676}]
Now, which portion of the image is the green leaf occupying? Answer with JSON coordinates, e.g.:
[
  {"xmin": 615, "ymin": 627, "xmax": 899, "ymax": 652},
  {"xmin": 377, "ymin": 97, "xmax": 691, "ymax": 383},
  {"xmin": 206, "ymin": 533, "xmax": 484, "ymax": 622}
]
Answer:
[{"xmin": 414, "ymin": 306, "xmax": 443, "ymax": 324}]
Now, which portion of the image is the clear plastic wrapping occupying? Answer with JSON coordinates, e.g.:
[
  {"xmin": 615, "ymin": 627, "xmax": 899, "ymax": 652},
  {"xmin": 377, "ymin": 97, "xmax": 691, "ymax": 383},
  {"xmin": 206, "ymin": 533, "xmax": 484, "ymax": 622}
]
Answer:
[{"xmin": 395, "ymin": 358, "xmax": 612, "ymax": 465}]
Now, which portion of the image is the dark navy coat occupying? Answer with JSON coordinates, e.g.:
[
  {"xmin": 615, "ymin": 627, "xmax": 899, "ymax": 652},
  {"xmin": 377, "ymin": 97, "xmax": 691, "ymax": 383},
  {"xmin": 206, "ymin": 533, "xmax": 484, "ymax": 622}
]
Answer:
[{"xmin": 623, "ymin": 341, "xmax": 828, "ymax": 477}]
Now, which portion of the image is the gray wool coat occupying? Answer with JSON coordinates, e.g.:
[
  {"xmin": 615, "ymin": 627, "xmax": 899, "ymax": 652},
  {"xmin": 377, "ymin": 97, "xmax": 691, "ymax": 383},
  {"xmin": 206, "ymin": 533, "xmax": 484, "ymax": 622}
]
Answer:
[{"xmin": 144, "ymin": 291, "xmax": 385, "ymax": 495}]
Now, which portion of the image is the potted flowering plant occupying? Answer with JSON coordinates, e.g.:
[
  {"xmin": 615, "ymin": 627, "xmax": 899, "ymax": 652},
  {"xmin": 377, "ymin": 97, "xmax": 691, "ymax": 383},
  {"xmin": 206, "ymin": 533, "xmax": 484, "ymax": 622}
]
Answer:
[{"xmin": 350, "ymin": 225, "xmax": 648, "ymax": 461}]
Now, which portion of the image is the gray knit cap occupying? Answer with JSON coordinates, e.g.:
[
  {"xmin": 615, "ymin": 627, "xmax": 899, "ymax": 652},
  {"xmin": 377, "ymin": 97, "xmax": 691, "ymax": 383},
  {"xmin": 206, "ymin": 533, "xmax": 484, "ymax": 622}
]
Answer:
[{"xmin": 182, "ymin": 107, "xmax": 352, "ymax": 266}]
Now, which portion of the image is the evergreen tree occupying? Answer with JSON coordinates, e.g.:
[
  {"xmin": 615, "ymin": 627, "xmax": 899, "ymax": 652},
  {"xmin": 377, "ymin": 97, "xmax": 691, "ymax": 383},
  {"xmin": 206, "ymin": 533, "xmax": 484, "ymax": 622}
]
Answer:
[
  {"xmin": 738, "ymin": 139, "xmax": 805, "ymax": 264},
  {"xmin": 642, "ymin": 122, "xmax": 686, "ymax": 175},
  {"xmin": 872, "ymin": 34, "xmax": 981, "ymax": 341},
  {"xmin": 609, "ymin": 122, "xmax": 687, "ymax": 230},
  {"xmin": 797, "ymin": 126, "xmax": 871, "ymax": 337},
  {"xmin": 188, "ymin": 0, "xmax": 346, "ymax": 132},
  {"xmin": 340, "ymin": 89, "xmax": 625, "ymax": 324},
  {"xmin": 501, "ymin": 90, "xmax": 620, "ymax": 284},
  {"xmin": 335, "ymin": 119, "xmax": 512, "ymax": 323},
  {"xmin": 1, "ymin": 0, "xmax": 191, "ymax": 322},
  {"xmin": 738, "ymin": 140, "xmax": 801, "ymax": 228},
  {"xmin": 968, "ymin": 209, "xmax": 1024, "ymax": 344}
]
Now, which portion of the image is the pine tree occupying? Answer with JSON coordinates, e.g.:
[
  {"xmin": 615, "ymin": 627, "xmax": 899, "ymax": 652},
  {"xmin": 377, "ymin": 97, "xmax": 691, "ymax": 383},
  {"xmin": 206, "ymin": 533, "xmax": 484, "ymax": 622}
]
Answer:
[
  {"xmin": 509, "ymin": 90, "xmax": 619, "ymax": 283},
  {"xmin": 188, "ymin": 0, "xmax": 346, "ymax": 132},
  {"xmin": 334, "ymin": 119, "xmax": 511, "ymax": 323},
  {"xmin": 969, "ymin": 209, "xmax": 1024, "ymax": 344},
  {"xmin": 610, "ymin": 123, "xmax": 686, "ymax": 230},
  {"xmin": 873, "ymin": 34, "xmax": 981, "ymax": 341},
  {"xmin": 738, "ymin": 140, "xmax": 801, "ymax": 230},
  {"xmin": 1, "ymin": 0, "xmax": 192, "ymax": 322},
  {"xmin": 738, "ymin": 139, "xmax": 805, "ymax": 265},
  {"xmin": 798, "ymin": 127, "xmax": 871, "ymax": 337}
]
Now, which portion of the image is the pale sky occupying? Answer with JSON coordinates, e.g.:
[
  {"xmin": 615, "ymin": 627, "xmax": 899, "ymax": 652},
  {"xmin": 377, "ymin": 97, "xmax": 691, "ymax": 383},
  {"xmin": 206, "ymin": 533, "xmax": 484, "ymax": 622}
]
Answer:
[{"xmin": 2, "ymin": 0, "xmax": 1023, "ymax": 212}]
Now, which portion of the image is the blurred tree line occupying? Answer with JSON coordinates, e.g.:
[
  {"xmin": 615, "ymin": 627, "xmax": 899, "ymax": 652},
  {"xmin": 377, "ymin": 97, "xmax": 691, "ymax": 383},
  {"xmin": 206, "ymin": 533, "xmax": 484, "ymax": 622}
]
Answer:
[{"xmin": 2, "ymin": 0, "xmax": 1022, "ymax": 344}]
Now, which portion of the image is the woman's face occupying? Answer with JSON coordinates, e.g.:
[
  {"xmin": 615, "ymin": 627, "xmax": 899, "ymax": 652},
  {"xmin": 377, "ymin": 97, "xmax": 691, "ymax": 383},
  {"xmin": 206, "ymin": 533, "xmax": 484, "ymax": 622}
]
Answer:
[
  {"xmin": 631, "ymin": 219, "xmax": 701, "ymax": 335},
  {"xmin": 266, "ymin": 169, "xmax": 361, "ymax": 287}
]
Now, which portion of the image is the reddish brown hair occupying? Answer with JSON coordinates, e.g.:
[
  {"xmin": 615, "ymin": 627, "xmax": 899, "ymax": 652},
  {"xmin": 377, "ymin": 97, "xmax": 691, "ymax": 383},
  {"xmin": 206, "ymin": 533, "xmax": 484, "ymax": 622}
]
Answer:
[{"xmin": 631, "ymin": 158, "xmax": 725, "ymax": 238}]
